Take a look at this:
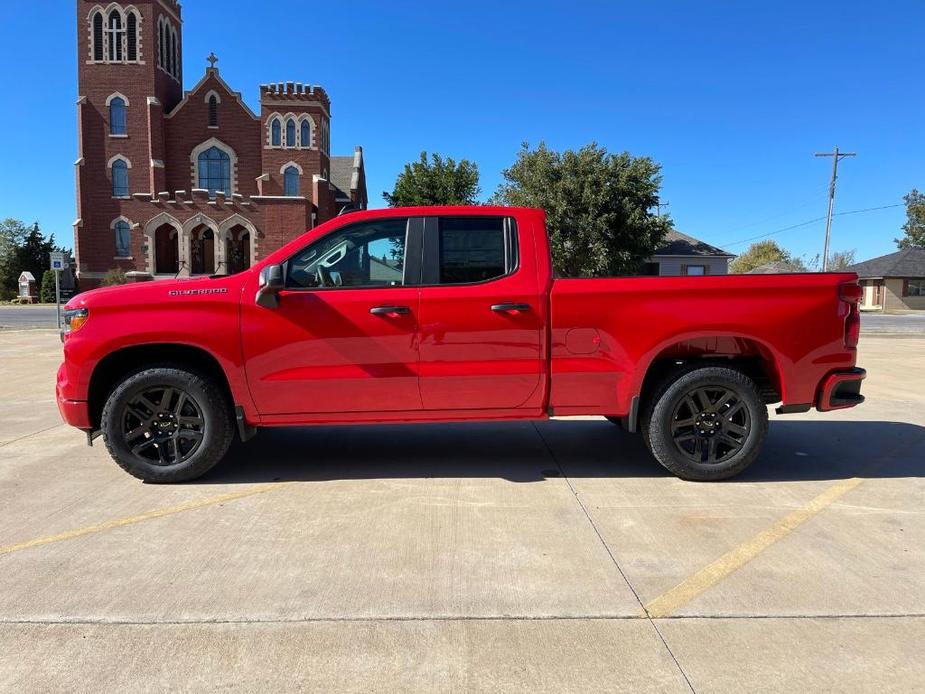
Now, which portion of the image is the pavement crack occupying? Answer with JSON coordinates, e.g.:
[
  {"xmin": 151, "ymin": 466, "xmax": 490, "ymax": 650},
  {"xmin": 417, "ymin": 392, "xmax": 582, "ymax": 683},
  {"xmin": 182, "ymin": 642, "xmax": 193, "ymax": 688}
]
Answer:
[
  {"xmin": 531, "ymin": 422, "xmax": 698, "ymax": 694},
  {"xmin": 1, "ymin": 614, "xmax": 923, "ymax": 626},
  {"xmin": 0, "ymin": 423, "xmax": 64, "ymax": 448}
]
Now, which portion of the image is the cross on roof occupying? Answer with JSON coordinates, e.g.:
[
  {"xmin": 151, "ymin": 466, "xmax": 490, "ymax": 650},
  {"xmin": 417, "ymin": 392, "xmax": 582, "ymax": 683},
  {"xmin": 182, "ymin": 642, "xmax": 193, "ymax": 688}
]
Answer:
[{"xmin": 207, "ymin": 52, "xmax": 218, "ymax": 69}]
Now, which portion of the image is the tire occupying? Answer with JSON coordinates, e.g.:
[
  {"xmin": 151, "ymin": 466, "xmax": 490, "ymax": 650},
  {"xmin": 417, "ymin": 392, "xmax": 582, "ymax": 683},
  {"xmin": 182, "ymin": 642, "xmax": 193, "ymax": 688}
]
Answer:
[
  {"xmin": 641, "ymin": 365, "xmax": 768, "ymax": 481},
  {"xmin": 101, "ymin": 366, "xmax": 234, "ymax": 483}
]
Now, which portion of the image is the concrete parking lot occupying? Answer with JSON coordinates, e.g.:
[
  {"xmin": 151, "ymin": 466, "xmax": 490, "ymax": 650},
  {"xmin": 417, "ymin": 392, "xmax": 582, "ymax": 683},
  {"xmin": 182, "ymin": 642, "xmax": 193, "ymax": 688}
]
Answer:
[{"xmin": 0, "ymin": 330, "xmax": 923, "ymax": 692}]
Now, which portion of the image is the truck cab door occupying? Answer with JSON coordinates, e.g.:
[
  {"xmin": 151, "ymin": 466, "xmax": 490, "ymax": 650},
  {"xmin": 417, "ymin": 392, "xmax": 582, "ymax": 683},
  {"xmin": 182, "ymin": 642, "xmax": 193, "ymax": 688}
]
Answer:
[
  {"xmin": 417, "ymin": 215, "xmax": 545, "ymax": 411},
  {"xmin": 240, "ymin": 216, "xmax": 423, "ymax": 415}
]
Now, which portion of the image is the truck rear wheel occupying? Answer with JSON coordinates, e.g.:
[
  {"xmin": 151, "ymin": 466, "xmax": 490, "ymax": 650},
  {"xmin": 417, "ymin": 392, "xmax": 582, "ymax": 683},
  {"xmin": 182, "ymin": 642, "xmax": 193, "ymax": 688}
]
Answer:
[
  {"xmin": 101, "ymin": 366, "xmax": 234, "ymax": 483},
  {"xmin": 641, "ymin": 365, "xmax": 768, "ymax": 481}
]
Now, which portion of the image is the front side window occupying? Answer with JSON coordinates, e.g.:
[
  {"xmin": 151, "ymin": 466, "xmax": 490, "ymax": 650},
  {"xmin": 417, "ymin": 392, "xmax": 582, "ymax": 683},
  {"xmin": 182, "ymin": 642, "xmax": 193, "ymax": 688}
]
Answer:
[
  {"xmin": 286, "ymin": 119, "xmax": 296, "ymax": 147},
  {"xmin": 906, "ymin": 280, "xmax": 925, "ymax": 297},
  {"xmin": 114, "ymin": 220, "xmax": 131, "ymax": 256},
  {"xmin": 111, "ymin": 159, "xmax": 129, "ymax": 197},
  {"xmin": 684, "ymin": 265, "xmax": 706, "ymax": 276},
  {"xmin": 197, "ymin": 146, "xmax": 231, "ymax": 197},
  {"xmin": 300, "ymin": 120, "xmax": 311, "ymax": 147},
  {"xmin": 287, "ymin": 219, "xmax": 408, "ymax": 289},
  {"xmin": 109, "ymin": 97, "xmax": 126, "ymax": 135},
  {"xmin": 284, "ymin": 166, "xmax": 300, "ymax": 196},
  {"xmin": 438, "ymin": 217, "xmax": 510, "ymax": 284}
]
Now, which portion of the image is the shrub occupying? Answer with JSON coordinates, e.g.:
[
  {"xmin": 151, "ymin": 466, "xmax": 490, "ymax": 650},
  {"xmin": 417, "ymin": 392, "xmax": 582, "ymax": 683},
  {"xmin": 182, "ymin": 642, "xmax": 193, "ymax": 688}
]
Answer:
[{"xmin": 101, "ymin": 268, "xmax": 128, "ymax": 286}]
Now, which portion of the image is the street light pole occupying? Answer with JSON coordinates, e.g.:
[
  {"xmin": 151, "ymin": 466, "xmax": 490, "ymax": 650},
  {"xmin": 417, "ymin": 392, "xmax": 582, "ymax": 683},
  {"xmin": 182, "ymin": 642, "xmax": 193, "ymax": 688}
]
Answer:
[{"xmin": 814, "ymin": 146, "xmax": 856, "ymax": 271}]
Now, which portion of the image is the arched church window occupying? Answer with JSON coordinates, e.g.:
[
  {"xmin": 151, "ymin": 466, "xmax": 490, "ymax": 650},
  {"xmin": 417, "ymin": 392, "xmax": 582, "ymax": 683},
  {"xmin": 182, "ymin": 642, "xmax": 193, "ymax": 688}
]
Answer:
[
  {"xmin": 286, "ymin": 119, "xmax": 296, "ymax": 147},
  {"xmin": 198, "ymin": 146, "xmax": 231, "ymax": 197},
  {"xmin": 109, "ymin": 97, "xmax": 127, "ymax": 135},
  {"xmin": 208, "ymin": 95, "xmax": 218, "ymax": 127},
  {"xmin": 126, "ymin": 12, "xmax": 138, "ymax": 61},
  {"xmin": 284, "ymin": 166, "xmax": 300, "ymax": 196},
  {"xmin": 111, "ymin": 159, "xmax": 129, "ymax": 197},
  {"xmin": 107, "ymin": 10, "xmax": 124, "ymax": 62},
  {"xmin": 114, "ymin": 220, "xmax": 131, "ymax": 257},
  {"xmin": 300, "ymin": 120, "xmax": 311, "ymax": 148},
  {"xmin": 92, "ymin": 12, "xmax": 104, "ymax": 61},
  {"xmin": 270, "ymin": 118, "xmax": 281, "ymax": 146}
]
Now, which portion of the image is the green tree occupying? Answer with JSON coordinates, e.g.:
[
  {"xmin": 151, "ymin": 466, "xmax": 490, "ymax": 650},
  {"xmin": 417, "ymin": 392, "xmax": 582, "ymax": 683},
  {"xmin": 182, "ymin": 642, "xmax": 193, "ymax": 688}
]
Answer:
[
  {"xmin": 895, "ymin": 189, "xmax": 925, "ymax": 249},
  {"xmin": 729, "ymin": 240, "xmax": 807, "ymax": 273},
  {"xmin": 492, "ymin": 142, "xmax": 671, "ymax": 277},
  {"xmin": 0, "ymin": 222, "xmax": 64, "ymax": 294},
  {"xmin": 0, "ymin": 219, "xmax": 30, "ymax": 294},
  {"xmin": 40, "ymin": 269, "xmax": 57, "ymax": 303},
  {"xmin": 383, "ymin": 152, "xmax": 480, "ymax": 207}
]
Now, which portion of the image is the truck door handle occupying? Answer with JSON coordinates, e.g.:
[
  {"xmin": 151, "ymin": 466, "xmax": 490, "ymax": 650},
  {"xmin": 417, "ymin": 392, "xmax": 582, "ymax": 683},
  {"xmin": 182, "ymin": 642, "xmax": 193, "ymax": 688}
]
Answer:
[
  {"xmin": 491, "ymin": 303, "xmax": 532, "ymax": 312},
  {"xmin": 370, "ymin": 305, "xmax": 411, "ymax": 316}
]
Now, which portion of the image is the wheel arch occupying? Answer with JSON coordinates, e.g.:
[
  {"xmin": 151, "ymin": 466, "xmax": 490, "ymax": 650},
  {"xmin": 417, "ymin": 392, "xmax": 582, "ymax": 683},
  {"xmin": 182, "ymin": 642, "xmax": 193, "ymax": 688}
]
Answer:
[
  {"xmin": 87, "ymin": 343, "xmax": 235, "ymax": 430},
  {"xmin": 634, "ymin": 333, "xmax": 786, "ymax": 413}
]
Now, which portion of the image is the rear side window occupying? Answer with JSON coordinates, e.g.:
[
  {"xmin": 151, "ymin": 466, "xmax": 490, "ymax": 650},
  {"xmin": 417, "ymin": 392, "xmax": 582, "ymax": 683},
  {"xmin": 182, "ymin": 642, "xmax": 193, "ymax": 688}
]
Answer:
[{"xmin": 438, "ymin": 217, "xmax": 514, "ymax": 284}]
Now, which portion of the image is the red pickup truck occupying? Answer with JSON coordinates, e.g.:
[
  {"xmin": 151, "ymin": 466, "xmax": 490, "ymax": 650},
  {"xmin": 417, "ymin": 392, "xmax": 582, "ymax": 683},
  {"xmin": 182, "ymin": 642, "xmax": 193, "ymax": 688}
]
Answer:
[{"xmin": 57, "ymin": 206, "xmax": 865, "ymax": 483}]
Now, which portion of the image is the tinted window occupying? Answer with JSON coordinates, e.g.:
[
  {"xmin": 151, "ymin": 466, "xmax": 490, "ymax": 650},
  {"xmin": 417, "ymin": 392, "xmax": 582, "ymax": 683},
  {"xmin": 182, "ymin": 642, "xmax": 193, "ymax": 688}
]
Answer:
[
  {"xmin": 439, "ymin": 217, "xmax": 508, "ymax": 284},
  {"xmin": 287, "ymin": 219, "xmax": 408, "ymax": 289}
]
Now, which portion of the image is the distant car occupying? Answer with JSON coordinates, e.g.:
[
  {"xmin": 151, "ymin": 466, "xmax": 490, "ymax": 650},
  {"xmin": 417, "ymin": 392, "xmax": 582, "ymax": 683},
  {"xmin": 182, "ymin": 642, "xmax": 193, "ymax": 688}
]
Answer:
[{"xmin": 56, "ymin": 206, "xmax": 866, "ymax": 483}]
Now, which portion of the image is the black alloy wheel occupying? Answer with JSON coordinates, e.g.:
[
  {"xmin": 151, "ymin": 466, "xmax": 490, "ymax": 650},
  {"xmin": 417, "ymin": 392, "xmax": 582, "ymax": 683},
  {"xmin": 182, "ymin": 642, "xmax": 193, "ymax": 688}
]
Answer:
[
  {"xmin": 641, "ymin": 365, "xmax": 768, "ymax": 481},
  {"xmin": 101, "ymin": 366, "xmax": 235, "ymax": 483},
  {"xmin": 121, "ymin": 386, "xmax": 206, "ymax": 466},
  {"xmin": 669, "ymin": 386, "xmax": 750, "ymax": 465}
]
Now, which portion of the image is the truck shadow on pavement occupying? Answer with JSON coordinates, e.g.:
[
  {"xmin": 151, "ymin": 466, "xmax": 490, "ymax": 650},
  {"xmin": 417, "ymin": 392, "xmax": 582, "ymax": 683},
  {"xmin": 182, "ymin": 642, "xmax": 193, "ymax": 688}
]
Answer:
[{"xmin": 200, "ymin": 419, "xmax": 925, "ymax": 485}]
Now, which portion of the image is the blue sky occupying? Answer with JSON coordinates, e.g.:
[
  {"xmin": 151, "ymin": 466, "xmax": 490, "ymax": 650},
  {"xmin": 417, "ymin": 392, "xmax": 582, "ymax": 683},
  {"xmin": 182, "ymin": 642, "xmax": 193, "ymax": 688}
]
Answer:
[{"xmin": 1, "ymin": 0, "xmax": 922, "ymax": 263}]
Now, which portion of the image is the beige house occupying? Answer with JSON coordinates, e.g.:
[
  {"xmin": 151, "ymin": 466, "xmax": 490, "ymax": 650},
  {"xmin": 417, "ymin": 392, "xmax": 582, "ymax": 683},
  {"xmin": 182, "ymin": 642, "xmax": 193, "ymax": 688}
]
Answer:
[
  {"xmin": 847, "ymin": 247, "xmax": 925, "ymax": 312},
  {"xmin": 644, "ymin": 231, "xmax": 734, "ymax": 276}
]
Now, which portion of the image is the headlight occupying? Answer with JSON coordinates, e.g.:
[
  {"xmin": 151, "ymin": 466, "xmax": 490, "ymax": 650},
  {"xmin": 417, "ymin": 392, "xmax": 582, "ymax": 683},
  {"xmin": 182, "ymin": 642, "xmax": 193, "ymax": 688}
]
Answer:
[{"xmin": 63, "ymin": 308, "xmax": 89, "ymax": 334}]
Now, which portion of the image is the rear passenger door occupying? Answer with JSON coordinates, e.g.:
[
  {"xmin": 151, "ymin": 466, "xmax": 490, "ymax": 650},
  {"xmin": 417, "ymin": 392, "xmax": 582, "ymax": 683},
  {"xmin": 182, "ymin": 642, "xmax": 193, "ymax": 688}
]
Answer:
[{"xmin": 417, "ymin": 215, "xmax": 544, "ymax": 410}]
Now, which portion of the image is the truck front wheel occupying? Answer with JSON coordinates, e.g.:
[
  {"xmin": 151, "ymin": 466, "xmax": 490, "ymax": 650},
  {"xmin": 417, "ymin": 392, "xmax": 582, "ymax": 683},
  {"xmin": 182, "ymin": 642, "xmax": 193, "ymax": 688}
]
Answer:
[
  {"xmin": 101, "ymin": 366, "xmax": 234, "ymax": 483},
  {"xmin": 642, "ymin": 365, "xmax": 768, "ymax": 481}
]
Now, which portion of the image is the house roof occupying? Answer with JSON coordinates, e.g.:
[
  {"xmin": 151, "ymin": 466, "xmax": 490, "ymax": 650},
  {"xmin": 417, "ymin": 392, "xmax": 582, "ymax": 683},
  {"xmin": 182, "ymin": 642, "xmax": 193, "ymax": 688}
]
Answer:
[
  {"xmin": 330, "ymin": 147, "xmax": 364, "ymax": 202},
  {"xmin": 653, "ymin": 230, "xmax": 734, "ymax": 258},
  {"xmin": 846, "ymin": 246, "xmax": 925, "ymax": 279},
  {"xmin": 18, "ymin": 271, "xmax": 35, "ymax": 281},
  {"xmin": 329, "ymin": 156, "xmax": 355, "ymax": 201},
  {"xmin": 746, "ymin": 260, "xmax": 806, "ymax": 274}
]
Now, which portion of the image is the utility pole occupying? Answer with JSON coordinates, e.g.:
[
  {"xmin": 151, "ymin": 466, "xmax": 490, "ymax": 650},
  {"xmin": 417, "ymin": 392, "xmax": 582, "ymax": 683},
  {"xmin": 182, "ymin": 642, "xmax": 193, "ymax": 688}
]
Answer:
[
  {"xmin": 814, "ymin": 146, "xmax": 856, "ymax": 271},
  {"xmin": 655, "ymin": 200, "xmax": 670, "ymax": 217}
]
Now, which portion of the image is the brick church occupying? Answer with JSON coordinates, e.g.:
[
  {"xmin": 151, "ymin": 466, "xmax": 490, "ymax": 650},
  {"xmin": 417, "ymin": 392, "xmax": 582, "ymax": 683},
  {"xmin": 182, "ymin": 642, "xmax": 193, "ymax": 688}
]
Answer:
[{"xmin": 74, "ymin": 0, "xmax": 368, "ymax": 286}]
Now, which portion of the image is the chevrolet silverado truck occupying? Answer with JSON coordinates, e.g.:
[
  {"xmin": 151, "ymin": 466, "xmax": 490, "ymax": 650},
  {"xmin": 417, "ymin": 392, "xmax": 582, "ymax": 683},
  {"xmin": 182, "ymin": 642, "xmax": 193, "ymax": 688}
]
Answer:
[{"xmin": 57, "ymin": 206, "xmax": 866, "ymax": 483}]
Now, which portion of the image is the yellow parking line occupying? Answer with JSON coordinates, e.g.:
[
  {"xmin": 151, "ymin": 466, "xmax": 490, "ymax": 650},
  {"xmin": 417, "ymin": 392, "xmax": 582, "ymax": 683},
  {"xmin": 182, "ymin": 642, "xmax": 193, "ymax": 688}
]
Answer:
[
  {"xmin": 642, "ymin": 476, "xmax": 862, "ymax": 618},
  {"xmin": 643, "ymin": 435, "xmax": 923, "ymax": 619},
  {"xmin": 0, "ymin": 482, "xmax": 290, "ymax": 557}
]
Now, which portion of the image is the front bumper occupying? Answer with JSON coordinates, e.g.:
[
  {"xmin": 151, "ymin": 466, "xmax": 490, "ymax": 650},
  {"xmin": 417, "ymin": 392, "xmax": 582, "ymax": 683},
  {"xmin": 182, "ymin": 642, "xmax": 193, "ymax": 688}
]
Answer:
[
  {"xmin": 56, "ymin": 362, "xmax": 91, "ymax": 429},
  {"xmin": 816, "ymin": 367, "xmax": 866, "ymax": 412}
]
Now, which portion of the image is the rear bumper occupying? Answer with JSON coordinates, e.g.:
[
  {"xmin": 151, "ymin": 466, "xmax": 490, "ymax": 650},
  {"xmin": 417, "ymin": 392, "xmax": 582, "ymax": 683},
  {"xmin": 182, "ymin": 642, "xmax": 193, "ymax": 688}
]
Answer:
[{"xmin": 816, "ymin": 367, "xmax": 866, "ymax": 412}]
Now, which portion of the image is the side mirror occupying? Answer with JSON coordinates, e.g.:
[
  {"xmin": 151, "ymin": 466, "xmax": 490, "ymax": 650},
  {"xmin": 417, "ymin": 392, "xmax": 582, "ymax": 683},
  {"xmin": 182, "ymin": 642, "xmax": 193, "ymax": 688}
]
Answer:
[{"xmin": 256, "ymin": 264, "xmax": 284, "ymax": 308}]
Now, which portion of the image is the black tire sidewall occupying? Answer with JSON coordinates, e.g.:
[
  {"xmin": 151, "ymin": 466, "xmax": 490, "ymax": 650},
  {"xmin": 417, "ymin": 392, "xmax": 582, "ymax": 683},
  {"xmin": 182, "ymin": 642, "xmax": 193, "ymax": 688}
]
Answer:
[
  {"xmin": 645, "ymin": 366, "xmax": 769, "ymax": 481},
  {"xmin": 101, "ymin": 367, "xmax": 232, "ymax": 483}
]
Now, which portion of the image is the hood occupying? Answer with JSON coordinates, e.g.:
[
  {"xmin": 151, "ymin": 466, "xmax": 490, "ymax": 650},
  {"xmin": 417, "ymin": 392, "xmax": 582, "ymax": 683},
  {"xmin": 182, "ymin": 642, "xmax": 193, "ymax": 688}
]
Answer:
[{"xmin": 65, "ymin": 275, "xmax": 242, "ymax": 310}]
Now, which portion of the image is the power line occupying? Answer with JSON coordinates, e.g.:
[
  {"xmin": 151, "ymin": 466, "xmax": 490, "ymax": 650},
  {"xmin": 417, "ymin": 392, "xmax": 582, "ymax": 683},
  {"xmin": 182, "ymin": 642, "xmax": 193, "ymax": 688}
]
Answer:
[
  {"xmin": 715, "ymin": 184, "xmax": 831, "ymax": 238},
  {"xmin": 719, "ymin": 203, "xmax": 902, "ymax": 249}
]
